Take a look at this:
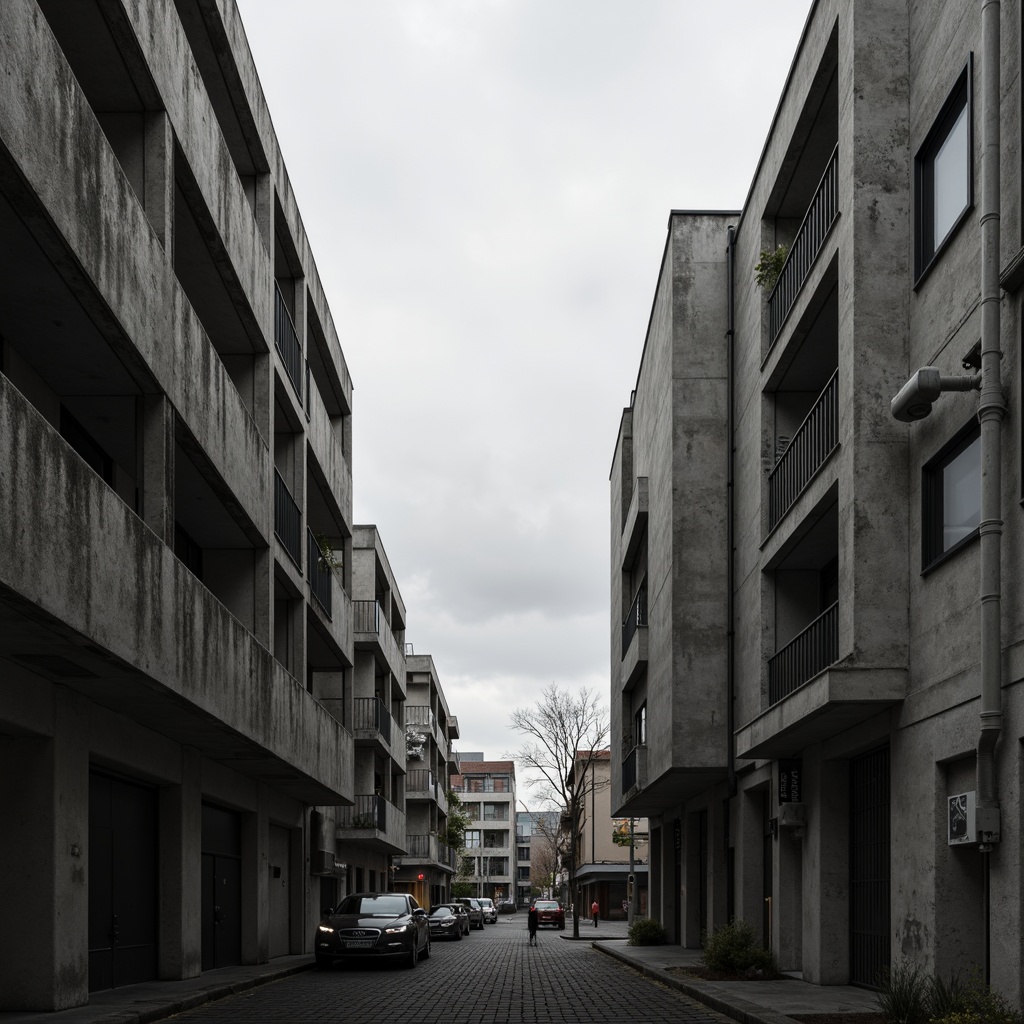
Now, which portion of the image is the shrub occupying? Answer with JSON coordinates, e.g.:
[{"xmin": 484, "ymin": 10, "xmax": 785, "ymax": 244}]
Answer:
[
  {"xmin": 877, "ymin": 959, "xmax": 929, "ymax": 1024},
  {"xmin": 754, "ymin": 244, "xmax": 789, "ymax": 290},
  {"xmin": 876, "ymin": 962, "xmax": 1023, "ymax": 1024},
  {"xmin": 701, "ymin": 920, "xmax": 777, "ymax": 976},
  {"xmin": 627, "ymin": 917, "xmax": 667, "ymax": 946}
]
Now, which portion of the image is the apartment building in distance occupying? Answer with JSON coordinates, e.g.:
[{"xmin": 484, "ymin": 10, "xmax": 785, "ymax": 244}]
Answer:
[
  {"xmin": 452, "ymin": 757, "xmax": 517, "ymax": 902},
  {"xmin": 395, "ymin": 652, "xmax": 461, "ymax": 907},
  {"xmin": 611, "ymin": 0, "xmax": 1024, "ymax": 998},
  {"xmin": 0, "ymin": 0, "xmax": 361, "ymax": 1011},
  {"xmin": 515, "ymin": 809, "xmax": 560, "ymax": 906}
]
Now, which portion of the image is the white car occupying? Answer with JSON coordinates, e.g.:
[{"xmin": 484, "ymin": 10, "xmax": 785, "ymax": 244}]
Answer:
[{"xmin": 478, "ymin": 897, "xmax": 498, "ymax": 924}]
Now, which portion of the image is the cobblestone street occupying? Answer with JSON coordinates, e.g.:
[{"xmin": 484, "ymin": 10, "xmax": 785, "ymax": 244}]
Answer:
[{"xmin": 170, "ymin": 920, "xmax": 731, "ymax": 1024}]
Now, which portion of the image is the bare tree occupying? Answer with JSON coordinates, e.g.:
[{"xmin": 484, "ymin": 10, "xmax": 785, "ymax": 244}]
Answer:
[{"xmin": 506, "ymin": 683, "xmax": 609, "ymax": 938}]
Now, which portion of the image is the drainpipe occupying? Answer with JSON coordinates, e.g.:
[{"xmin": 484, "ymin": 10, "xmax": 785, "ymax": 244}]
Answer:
[{"xmin": 976, "ymin": 0, "xmax": 1004, "ymax": 987}]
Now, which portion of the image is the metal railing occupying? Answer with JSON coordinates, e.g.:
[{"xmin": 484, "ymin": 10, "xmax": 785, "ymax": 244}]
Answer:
[
  {"xmin": 338, "ymin": 794, "xmax": 385, "ymax": 831},
  {"xmin": 622, "ymin": 746, "xmax": 638, "ymax": 791},
  {"xmin": 273, "ymin": 469, "xmax": 302, "ymax": 566},
  {"xmin": 406, "ymin": 769, "xmax": 436, "ymax": 798},
  {"xmin": 768, "ymin": 601, "xmax": 839, "ymax": 705},
  {"xmin": 767, "ymin": 144, "xmax": 840, "ymax": 342},
  {"xmin": 307, "ymin": 529, "xmax": 332, "ymax": 617},
  {"xmin": 767, "ymin": 370, "xmax": 839, "ymax": 530},
  {"xmin": 353, "ymin": 696, "xmax": 393, "ymax": 745},
  {"xmin": 353, "ymin": 599, "xmax": 381, "ymax": 634},
  {"xmin": 622, "ymin": 580, "xmax": 648, "ymax": 658},
  {"xmin": 274, "ymin": 284, "xmax": 303, "ymax": 403},
  {"xmin": 406, "ymin": 705, "xmax": 437, "ymax": 732}
]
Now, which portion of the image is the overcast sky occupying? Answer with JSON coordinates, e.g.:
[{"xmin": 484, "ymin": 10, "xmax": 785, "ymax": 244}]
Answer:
[{"xmin": 235, "ymin": 0, "xmax": 813, "ymax": 802}]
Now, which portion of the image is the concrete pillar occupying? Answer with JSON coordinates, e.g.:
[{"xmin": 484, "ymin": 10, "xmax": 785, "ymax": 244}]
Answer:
[
  {"xmin": 0, "ymin": 687, "xmax": 89, "ymax": 1011},
  {"xmin": 682, "ymin": 810, "xmax": 701, "ymax": 946},
  {"xmin": 143, "ymin": 111, "xmax": 173, "ymax": 251},
  {"xmin": 735, "ymin": 786, "xmax": 765, "ymax": 940},
  {"xmin": 802, "ymin": 746, "xmax": 849, "ymax": 983},
  {"xmin": 290, "ymin": 824, "xmax": 305, "ymax": 954},
  {"xmin": 707, "ymin": 796, "xmax": 730, "ymax": 934},
  {"xmin": 774, "ymin": 778, "xmax": 804, "ymax": 971},
  {"xmin": 140, "ymin": 394, "xmax": 175, "ymax": 545},
  {"xmin": 241, "ymin": 789, "xmax": 269, "ymax": 964},
  {"xmin": 649, "ymin": 822, "xmax": 662, "ymax": 925},
  {"xmin": 158, "ymin": 747, "xmax": 201, "ymax": 979}
]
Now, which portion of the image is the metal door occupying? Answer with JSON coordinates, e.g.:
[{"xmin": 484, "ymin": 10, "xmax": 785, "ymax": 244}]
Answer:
[
  {"xmin": 201, "ymin": 804, "xmax": 242, "ymax": 970},
  {"xmin": 88, "ymin": 773, "xmax": 158, "ymax": 991},
  {"xmin": 850, "ymin": 746, "xmax": 890, "ymax": 987}
]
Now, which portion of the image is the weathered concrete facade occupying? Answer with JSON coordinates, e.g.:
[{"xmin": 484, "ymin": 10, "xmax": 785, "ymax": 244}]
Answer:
[
  {"xmin": 0, "ymin": 0, "xmax": 357, "ymax": 1010},
  {"xmin": 611, "ymin": 0, "xmax": 1024, "ymax": 1000}
]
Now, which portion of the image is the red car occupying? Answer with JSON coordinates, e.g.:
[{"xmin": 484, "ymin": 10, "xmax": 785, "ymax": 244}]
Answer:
[{"xmin": 533, "ymin": 899, "xmax": 565, "ymax": 930}]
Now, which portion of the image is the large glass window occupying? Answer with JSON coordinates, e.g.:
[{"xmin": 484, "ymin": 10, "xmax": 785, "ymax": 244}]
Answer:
[
  {"xmin": 915, "ymin": 57, "xmax": 973, "ymax": 281},
  {"xmin": 923, "ymin": 424, "xmax": 981, "ymax": 569}
]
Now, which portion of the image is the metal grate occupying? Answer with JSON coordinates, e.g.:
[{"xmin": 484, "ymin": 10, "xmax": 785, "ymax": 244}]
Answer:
[{"xmin": 850, "ymin": 746, "xmax": 890, "ymax": 987}]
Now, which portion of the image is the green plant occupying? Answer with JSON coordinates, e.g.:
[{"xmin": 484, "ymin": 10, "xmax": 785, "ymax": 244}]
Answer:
[
  {"xmin": 314, "ymin": 534, "xmax": 342, "ymax": 573},
  {"xmin": 876, "ymin": 959, "xmax": 929, "ymax": 1024},
  {"xmin": 700, "ymin": 920, "xmax": 777, "ymax": 975},
  {"xmin": 754, "ymin": 244, "xmax": 789, "ymax": 290},
  {"xmin": 627, "ymin": 917, "xmax": 667, "ymax": 946}
]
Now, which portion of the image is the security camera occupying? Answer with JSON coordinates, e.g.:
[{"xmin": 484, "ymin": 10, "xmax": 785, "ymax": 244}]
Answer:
[{"xmin": 891, "ymin": 367, "xmax": 944, "ymax": 422}]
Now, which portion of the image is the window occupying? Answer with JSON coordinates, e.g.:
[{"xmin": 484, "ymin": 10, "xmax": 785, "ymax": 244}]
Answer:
[
  {"xmin": 634, "ymin": 703, "xmax": 647, "ymax": 747},
  {"xmin": 915, "ymin": 56, "xmax": 973, "ymax": 282},
  {"xmin": 923, "ymin": 423, "xmax": 981, "ymax": 569},
  {"xmin": 464, "ymin": 830, "xmax": 481, "ymax": 848},
  {"xmin": 517, "ymin": 846, "xmax": 530, "ymax": 860}
]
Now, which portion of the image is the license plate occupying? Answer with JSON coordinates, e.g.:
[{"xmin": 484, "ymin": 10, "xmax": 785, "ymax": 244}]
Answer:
[{"xmin": 344, "ymin": 939, "xmax": 373, "ymax": 949}]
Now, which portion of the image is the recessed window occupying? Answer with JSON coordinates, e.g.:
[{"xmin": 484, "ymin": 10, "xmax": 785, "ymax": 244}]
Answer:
[
  {"xmin": 915, "ymin": 56, "xmax": 973, "ymax": 282},
  {"xmin": 922, "ymin": 423, "xmax": 981, "ymax": 570},
  {"xmin": 634, "ymin": 703, "xmax": 647, "ymax": 746}
]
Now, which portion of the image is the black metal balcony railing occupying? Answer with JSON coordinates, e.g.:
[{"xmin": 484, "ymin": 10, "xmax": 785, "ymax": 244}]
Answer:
[
  {"xmin": 274, "ymin": 284, "xmax": 303, "ymax": 403},
  {"xmin": 768, "ymin": 601, "xmax": 839, "ymax": 706},
  {"xmin": 273, "ymin": 469, "xmax": 302, "ymax": 567},
  {"xmin": 406, "ymin": 769, "xmax": 436, "ymax": 797},
  {"xmin": 621, "ymin": 580, "xmax": 648, "ymax": 658},
  {"xmin": 767, "ymin": 370, "xmax": 839, "ymax": 530},
  {"xmin": 307, "ymin": 529, "xmax": 332, "ymax": 617},
  {"xmin": 406, "ymin": 705, "xmax": 437, "ymax": 732},
  {"xmin": 339, "ymin": 794, "xmax": 385, "ymax": 831},
  {"xmin": 353, "ymin": 599, "xmax": 381, "ymax": 634},
  {"xmin": 622, "ymin": 746, "xmax": 638, "ymax": 792},
  {"xmin": 354, "ymin": 696, "xmax": 392, "ymax": 745},
  {"xmin": 406, "ymin": 833, "xmax": 432, "ymax": 857},
  {"xmin": 767, "ymin": 144, "xmax": 840, "ymax": 342}
]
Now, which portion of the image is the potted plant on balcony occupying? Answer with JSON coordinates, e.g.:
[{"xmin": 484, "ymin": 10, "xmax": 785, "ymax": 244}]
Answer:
[{"xmin": 754, "ymin": 244, "xmax": 788, "ymax": 291}]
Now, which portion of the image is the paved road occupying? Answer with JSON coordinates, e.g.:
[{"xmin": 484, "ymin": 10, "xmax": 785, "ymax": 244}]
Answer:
[{"xmin": 169, "ymin": 918, "xmax": 731, "ymax": 1024}]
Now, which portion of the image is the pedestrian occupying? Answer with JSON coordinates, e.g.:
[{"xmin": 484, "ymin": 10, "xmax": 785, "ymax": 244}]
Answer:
[
  {"xmin": 527, "ymin": 904, "xmax": 539, "ymax": 945},
  {"xmin": 591, "ymin": 899, "xmax": 599, "ymax": 928}
]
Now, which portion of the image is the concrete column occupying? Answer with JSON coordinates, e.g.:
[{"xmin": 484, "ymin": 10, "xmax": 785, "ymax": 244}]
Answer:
[
  {"xmin": 143, "ymin": 111, "xmax": 173, "ymax": 251},
  {"xmin": 682, "ymin": 810, "xmax": 701, "ymax": 946},
  {"xmin": 140, "ymin": 394, "xmax": 175, "ymax": 544},
  {"xmin": 290, "ymin": 824, "xmax": 305, "ymax": 954},
  {"xmin": 0, "ymin": 687, "xmax": 89, "ymax": 1011},
  {"xmin": 648, "ymin": 822, "xmax": 662, "ymax": 925},
  {"xmin": 802, "ymin": 746, "xmax": 849, "ymax": 983},
  {"xmin": 735, "ymin": 787, "xmax": 765, "ymax": 940},
  {"xmin": 707, "ymin": 796, "xmax": 729, "ymax": 933},
  {"xmin": 254, "ymin": 173, "xmax": 273, "ymax": 254},
  {"xmin": 774, "ymin": 784, "xmax": 804, "ymax": 971},
  {"xmin": 241, "ymin": 790, "xmax": 270, "ymax": 964},
  {"xmin": 158, "ymin": 747, "xmax": 201, "ymax": 979}
]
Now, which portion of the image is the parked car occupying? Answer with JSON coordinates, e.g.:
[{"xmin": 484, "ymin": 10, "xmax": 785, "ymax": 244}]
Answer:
[
  {"xmin": 315, "ymin": 892, "xmax": 430, "ymax": 969},
  {"xmin": 454, "ymin": 897, "xmax": 485, "ymax": 929},
  {"xmin": 497, "ymin": 899, "xmax": 517, "ymax": 914},
  {"xmin": 534, "ymin": 899, "xmax": 565, "ymax": 930},
  {"xmin": 478, "ymin": 897, "xmax": 498, "ymax": 924},
  {"xmin": 428, "ymin": 903, "xmax": 467, "ymax": 941}
]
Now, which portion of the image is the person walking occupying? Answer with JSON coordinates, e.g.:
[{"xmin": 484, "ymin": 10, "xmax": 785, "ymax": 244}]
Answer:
[
  {"xmin": 591, "ymin": 899, "xmax": 600, "ymax": 928},
  {"xmin": 527, "ymin": 904, "xmax": 539, "ymax": 945}
]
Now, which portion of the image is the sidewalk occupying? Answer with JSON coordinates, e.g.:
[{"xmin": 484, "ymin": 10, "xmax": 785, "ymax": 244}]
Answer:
[{"xmin": 585, "ymin": 926, "xmax": 881, "ymax": 1024}]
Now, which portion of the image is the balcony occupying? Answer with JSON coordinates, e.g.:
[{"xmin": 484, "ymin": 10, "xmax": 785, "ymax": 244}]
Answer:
[
  {"xmin": 406, "ymin": 769, "xmax": 437, "ymax": 800},
  {"xmin": 406, "ymin": 704, "xmax": 437, "ymax": 734},
  {"xmin": 767, "ymin": 370, "xmax": 839, "ymax": 531},
  {"xmin": 767, "ymin": 144, "xmax": 839, "ymax": 343},
  {"xmin": 769, "ymin": 601, "xmax": 839, "ymax": 705},
  {"xmin": 307, "ymin": 529, "xmax": 332, "ymax": 617},
  {"xmin": 404, "ymin": 834, "xmax": 457, "ymax": 872},
  {"xmin": 274, "ymin": 284, "xmax": 303, "ymax": 404},
  {"xmin": 353, "ymin": 696, "xmax": 394, "ymax": 746},
  {"xmin": 337, "ymin": 794, "xmax": 405, "ymax": 853},
  {"xmin": 621, "ymin": 744, "xmax": 647, "ymax": 796},
  {"xmin": 273, "ymin": 469, "xmax": 302, "ymax": 567},
  {"xmin": 622, "ymin": 580, "xmax": 648, "ymax": 658}
]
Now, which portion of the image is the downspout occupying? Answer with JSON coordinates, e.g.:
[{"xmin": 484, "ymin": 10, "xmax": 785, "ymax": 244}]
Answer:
[{"xmin": 977, "ymin": 0, "xmax": 1004, "ymax": 988}]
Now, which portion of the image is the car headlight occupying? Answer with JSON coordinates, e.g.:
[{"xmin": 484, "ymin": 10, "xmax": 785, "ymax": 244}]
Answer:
[
  {"xmin": 318, "ymin": 924, "xmax": 334, "ymax": 934},
  {"xmin": 385, "ymin": 924, "xmax": 409, "ymax": 934}
]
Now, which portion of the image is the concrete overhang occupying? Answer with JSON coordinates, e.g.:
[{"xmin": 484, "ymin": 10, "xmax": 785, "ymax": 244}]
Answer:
[
  {"xmin": 621, "ymin": 476, "xmax": 649, "ymax": 568},
  {"xmin": 614, "ymin": 766, "xmax": 728, "ymax": 818},
  {"xmin": 620, "ymin": 627, "xmax": 648, "ymax": 691},
  {"xmin": 735, "ymin": 665, "xmax": 906, "ymax": 760},
  {"xmin": 576, "ymin": 863, "xmax": 648, "ymax": 883}
]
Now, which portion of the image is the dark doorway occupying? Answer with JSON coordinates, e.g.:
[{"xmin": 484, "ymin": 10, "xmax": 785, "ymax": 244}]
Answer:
[
  {"xmin": 201, "ymin": 804, "xmax": 242, "ymax": 970},
  {"xmin": 762, "ymin": 790, "xmax": 774, "ymax": 949},
  {"xmin": 88, "ymin": 772, "xmax": 158, "ymax": 991},
  {"xmin": 850, "ymin": 746, "xmax": 890, "ymax": 987}
]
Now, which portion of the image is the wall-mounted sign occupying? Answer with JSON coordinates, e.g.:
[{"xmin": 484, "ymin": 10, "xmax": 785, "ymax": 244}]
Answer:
[
  {"xmin": 779, "ymin": 759, "xmax": 802, "ymax": 804},
  {"xmin": 948, "ymin": 791, "xmax": 976, "ymax": 845}
]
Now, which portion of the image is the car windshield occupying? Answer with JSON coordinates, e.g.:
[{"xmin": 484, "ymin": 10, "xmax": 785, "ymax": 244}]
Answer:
[
  {"xmin": 336, "ymin": 895, "xmax": 408, "ymax": 916},
  {"xmin": 429, "ymin": 905, "xmax": 456, "ymax": 916},
  {"xmin": 536, "ymin": 901, "xmax": 559, "ymax": 909}
]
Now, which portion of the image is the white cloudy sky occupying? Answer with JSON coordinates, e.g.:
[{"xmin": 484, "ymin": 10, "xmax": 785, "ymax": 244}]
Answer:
[{"xmin": 236, "ymin": 0, "xmax": 813, "ymax": 797}]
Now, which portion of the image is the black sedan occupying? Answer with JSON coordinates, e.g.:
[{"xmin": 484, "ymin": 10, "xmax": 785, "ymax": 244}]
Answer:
[
  {"xmin": 315, "ymin": 892, "xmax": 430, "ymax": 969},
  {"xmin": 428, "ymin": 903, "xmax": 468, "ymax": 940}
]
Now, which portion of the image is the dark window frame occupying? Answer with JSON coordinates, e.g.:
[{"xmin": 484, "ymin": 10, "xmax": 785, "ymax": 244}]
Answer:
[
  {"xmin": 914, "ymin": 54, "xmax": 974, "ymax": 286},
  {"xmin": 921, "ymin": 419, "xmax": 981, "ymax": 573},
  {"xmin": 634, "ymin": 702, "xmax": 647, "ymax": 747}
]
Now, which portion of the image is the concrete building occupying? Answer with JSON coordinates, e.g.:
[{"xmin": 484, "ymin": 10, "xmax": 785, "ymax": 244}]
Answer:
[
  {"xmin": 572, "ymin": 751, "xmax": 648, "ymax": 920},
  {"xmin": 452, "ymin": 758, "xmax": 517, "ymax": 903},
  {"xmin": 395, "ymin": 652, "xmax": 460, "ymax": 907},
  {"xmin": 611, "ymin": 0, "xmax": 1024, "ymax": 998},
  {"xmin": 0, "ymin": 0, "xmax": 359, "ymax": 1010},
  {"xmin": 515, "ymin": 809, "xmax": 560, "ymax": 906}
]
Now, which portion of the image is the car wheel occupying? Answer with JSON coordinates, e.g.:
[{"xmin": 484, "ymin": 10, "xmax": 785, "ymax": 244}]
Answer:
[
  {"xmin": 454, "ymin": 927, "xmax": 462, "ymax": 941},
  {"xmin": 405, "ymin": 941, "xmax": 417, "ymax": 969},
  {"xmin": 315, "ymin": 955, "xmax": 331, "ymax": 970},
  {"xmin": 420, "ymin": 935, "xmax": 430, "ymax": 960},
  {"xmin": 558, "ymin": 922, "xmax": 565, "ymax": 930}
]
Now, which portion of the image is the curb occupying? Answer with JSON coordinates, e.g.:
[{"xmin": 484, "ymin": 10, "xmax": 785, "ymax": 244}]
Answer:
[{"xmin": 594, "ymin": 943, "xmax": 804, "ymax": 1024}]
